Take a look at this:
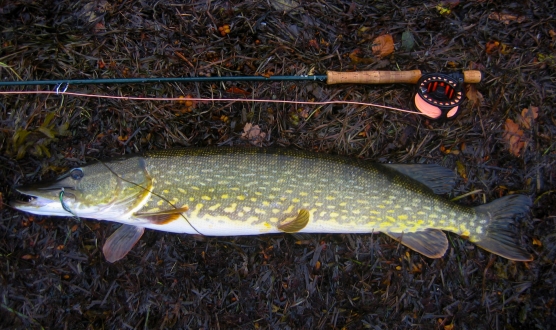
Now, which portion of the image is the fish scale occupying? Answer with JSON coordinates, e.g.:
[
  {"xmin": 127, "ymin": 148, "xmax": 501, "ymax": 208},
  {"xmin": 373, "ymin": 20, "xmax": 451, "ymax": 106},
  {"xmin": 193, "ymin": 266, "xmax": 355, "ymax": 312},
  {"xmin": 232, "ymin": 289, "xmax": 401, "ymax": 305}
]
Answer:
[{"xmin": 12, "ymin": 147, "xmax": 532, "ymax": 263}]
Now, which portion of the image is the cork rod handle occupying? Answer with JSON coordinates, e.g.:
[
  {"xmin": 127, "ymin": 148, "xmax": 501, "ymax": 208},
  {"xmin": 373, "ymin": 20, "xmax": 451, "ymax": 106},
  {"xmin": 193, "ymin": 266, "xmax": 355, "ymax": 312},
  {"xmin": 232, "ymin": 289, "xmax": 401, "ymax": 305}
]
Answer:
[{"xmin": 326, "ymin": 70, "xmax": 482, "ymax": 85}]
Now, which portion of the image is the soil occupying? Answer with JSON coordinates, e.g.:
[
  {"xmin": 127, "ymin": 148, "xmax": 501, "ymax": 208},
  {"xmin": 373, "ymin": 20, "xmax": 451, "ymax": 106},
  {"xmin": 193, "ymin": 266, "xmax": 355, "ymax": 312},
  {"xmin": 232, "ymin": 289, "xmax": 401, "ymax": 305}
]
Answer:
[{"xmin": 1, "ymin": 1, "xmax": 555, "ymax": 329}]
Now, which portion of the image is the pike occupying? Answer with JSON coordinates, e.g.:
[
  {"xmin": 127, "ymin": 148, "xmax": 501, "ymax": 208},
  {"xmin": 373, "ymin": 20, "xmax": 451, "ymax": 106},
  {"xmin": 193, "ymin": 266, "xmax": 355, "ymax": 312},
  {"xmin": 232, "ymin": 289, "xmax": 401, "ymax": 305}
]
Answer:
[{"xmin": 12, "ymin": 148, "xmax": 532, "ymax": 262}]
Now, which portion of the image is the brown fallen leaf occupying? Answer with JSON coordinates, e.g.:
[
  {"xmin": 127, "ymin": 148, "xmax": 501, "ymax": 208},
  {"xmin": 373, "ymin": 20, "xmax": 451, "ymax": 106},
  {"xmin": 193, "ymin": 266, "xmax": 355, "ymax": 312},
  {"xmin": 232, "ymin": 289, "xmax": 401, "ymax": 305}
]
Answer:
[
  {"xmin": 485, "ymin": 40, "xmax": 500, "ymax": 54},
  {"xmin": 226, "ymin": 86, "xmax": 251, "ymax": 96},
  {"xmin": 485, "ymin": 40, "xmax": 511, "ymax": 55},
  {"xmin": 489, "ymin": 12, "xmax": 526, "ymax": 24},
  {"xmin": 372, "ymin": 34, "xmax": 394, "ymax": 58},
  {"xmin": 349, "ymin": 48, "xmax": 375, "ymax": 64},
  {"xmin": 519, "ymin": 106, "xmax": 539, "ymax": 129},
  {"xmin": 465, "ymin": 84, "xmax": 484, "ymax": 107},
  {"xmin": 503, "ymin": 118, "xmax": 526, "ymax": 157},
  {"xmin": 241, "ymin": 123, "xmax": 266, "ymax": 146},
  {"xmin": 549, "ymin": 30, "xmax": 556, "ymax": 41}
]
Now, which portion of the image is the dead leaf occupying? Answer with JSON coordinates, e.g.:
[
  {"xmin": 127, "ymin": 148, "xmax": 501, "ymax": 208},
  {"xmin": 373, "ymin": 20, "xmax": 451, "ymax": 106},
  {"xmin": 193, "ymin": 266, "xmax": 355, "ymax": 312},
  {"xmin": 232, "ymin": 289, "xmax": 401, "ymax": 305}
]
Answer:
[
  {"xmin": 549, "ymin": 30, "xmax": 556, "ymax": 41},
  {"xmin": 532, "ymin": 237, "xmax": 542, "ymax": 246},
  {"xmin": 503, "ymin": 119, "xmax": 526, "ymax": 157},
  {"xmin": 241, "ymin": 123, "xmax": 266, "ymax": 146},
  {"xmin": 519, "ymin": 106, "xmax": 539, "ymax": 129},
  {"xmin": 401, "ymin": 31, "xmax": 415, "ymax": 52},
  {"xmin": 349, "ymin": 49, "xmax": 375, "ymax": 64},
  {"xmin": 485, "ymin": 40, "xmax": 500, "ymax": 54},
  {"xmin": 489, "ymin": 12, "xmax": 526, "ymax": 24},
  {"xmin": 465, "ymin": 84, "xmax": 484, "ymax": 107},
  {"xmin": 372, "ymin": 34, "xmax": 394, "ymax": 58},
  {"xmin": 456, "ymin": 160, "xmax": 467, "ymax": 182},
  {"xmin": 271, "ymin": 0, "xmax": 303, "ymax": 13},
  {"xmin": 226, "ymin": 86, "xmax": 251, "ymax": 96}
]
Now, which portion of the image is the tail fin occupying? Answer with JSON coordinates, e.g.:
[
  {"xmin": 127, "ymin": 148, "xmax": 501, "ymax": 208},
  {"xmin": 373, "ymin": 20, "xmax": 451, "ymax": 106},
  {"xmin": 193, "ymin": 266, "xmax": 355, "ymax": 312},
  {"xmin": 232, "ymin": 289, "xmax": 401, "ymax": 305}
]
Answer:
[{"xmin": 471, "ymin": 194, "xmax": 533, "ymax": 261}]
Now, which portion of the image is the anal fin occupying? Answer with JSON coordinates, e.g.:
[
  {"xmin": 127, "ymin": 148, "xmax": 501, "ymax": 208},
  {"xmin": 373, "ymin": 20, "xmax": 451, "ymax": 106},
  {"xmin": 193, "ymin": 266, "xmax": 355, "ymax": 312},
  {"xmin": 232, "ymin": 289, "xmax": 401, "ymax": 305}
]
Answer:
[
  {"xmin": 134, "ymin": 206, "xmax": 189, "ymax": 224},
  {"xmin": 103, "ymin": 224, "xmax": 145, "ymax": 263},
  {"xmin": 278, "ymin": 209, "xmax": 310, "ymax": 233},
  {"xmin": 385, "ymin": 229, "xmax": 448, "ymax": 258}
]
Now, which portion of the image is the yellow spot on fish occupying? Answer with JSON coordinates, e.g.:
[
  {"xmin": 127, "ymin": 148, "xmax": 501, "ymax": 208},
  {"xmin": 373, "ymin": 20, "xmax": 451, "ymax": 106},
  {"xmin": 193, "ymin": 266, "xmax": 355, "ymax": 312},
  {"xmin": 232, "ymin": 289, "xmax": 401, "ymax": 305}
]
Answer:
[
  {"xmin": 163, "ymin": 189, "xmax": 170, "ymax": 194},
  {"xmin": 398, "ymin": 215, "xmax": 408, "ymax": 220},
  {"xmin": 378, "ymin": 205, "xmax": 386, "ymax": 209},
  {"xmin": 221, "ymin": 194, "xmax": 229, "ymax": 199},
  {"xmin": 269, "ymin": 217, "xmax": 279, "ymax": 223},
  {"xmin": 300, "ymin": 192, "xmax": 308, "ymax": 196},
  {"xmin": 315, "ymin": 202, "xmax": 323, "ymax": 207},
  {"xmin": 370, "ymin": 210, "xmax": 380, "ymax": 215},
  {"xmin": 352, "ymin": 210, "xmax": 361, "ymax": 214},
  {"xmin": 247, "ymin": 216, "xmax": 259, "ymax": 222},
  {"xmin": 285, "ymin": 189, "xmax": 293, "ymax": 194},
  {"xmin": 255, "ymin": 208, "xmax": 266, "ymax": 214},
  {"xmin": 417, "ymin": 211, "xmax": 426, "ymax": 215},
  {"xmin": 339, "ymin": 202, "xmax": 347, "ymax": 207},
  {"xmin": 284, "ymin": 205, "xmax": 295, "ymax": 214},
  {"xmin": 224, "ymin": 203, "xmax": 237, "ymax": 213},
  {"xmin": 326, "ymin": 196, "xmax": 335, "ymax": 201},
  {"xmin": 292, "ymin": 198, "xmax": 300, "ymax": 203},
  {"xmin": 319, "ymin": 211, "xmax": 327, "ymax": 217},
  {"xmin": 231, "ymin": 187, "xmax": 239, "ymax": 191},
  {"xmin": 157, "ymin": 200, "xmax": 164, "ymax": 206},
  {"xmin": 386, "ymin": 216, "xmax": 396, "ymax": 222},
  {"xmin": 387, "ymin": 210, "xmax": 394, "ymax": 213},
  {"xmin": 330, "ymin": 212, "xmax": 339, "ymax": 217},
  {"xmin": 243, "ymin": 206, "xmax": 252, "ymax": 212},
  {"xmin": 189, "ymin": 197, "xmax": 195, "ymax": 202},
  {"xmin": 209, "ymin": 204, "xmax": 221, "ymax": 211},
  {"xmin": 429, "ymin": 214, "xmax": 438, "ymax": 218},
  {"xmin": 263, "ymin": 222, "xmax": 272, "ymax": 229},
  {"xmin": 191, "ymin": 186, "xmax": 200, "ymax": 190},
  {"xmin": 263, "ymin": 201, "xmax": 270, "ymax": 206},
  {"xmin": 476, "ymin": 226, "xmax": 483, "ymax": 234},
  {"xmin": 255, "ymin": 191, "xmax": 262, "ymax": 196},
  {"xmin": 202, "ymin": 196, "xmax": 211, "ymax": 201},
  {"xmin": 272, "ymin": 209, "xmax": 280, "ymax": 214},
  {"xmin": 237, "ymin": 195, "xmax": 246, "ymax": 201},
  {"xmin": 327, "ymin": 205, "xmax": 335, "ymax": 209},
  {"xmin": 238, "ymin": 212, "xmax": 244, "ymax": 217},
  {"xmin": 250, "ymin": 198, "xmax": 257, "ymax": 202},
  {"xmin": 178, "ymin": 188, "xmax": 187, "ymax": 194}
]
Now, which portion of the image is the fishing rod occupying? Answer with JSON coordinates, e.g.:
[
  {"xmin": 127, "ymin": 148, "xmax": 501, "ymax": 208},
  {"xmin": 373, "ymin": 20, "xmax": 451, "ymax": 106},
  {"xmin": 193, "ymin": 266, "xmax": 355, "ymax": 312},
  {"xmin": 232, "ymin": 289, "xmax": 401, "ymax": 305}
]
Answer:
[{"xmin": 0, "ymin": 69, "xmax": 482, "ymax": 120}]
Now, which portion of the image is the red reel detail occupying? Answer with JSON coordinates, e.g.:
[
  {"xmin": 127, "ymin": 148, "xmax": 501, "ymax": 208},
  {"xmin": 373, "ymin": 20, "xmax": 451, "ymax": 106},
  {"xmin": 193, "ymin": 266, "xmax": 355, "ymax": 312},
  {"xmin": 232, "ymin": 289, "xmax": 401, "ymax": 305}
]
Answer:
[{"xmin": 414, "ymin": 73, "xmax": 464, "ymax": 120}]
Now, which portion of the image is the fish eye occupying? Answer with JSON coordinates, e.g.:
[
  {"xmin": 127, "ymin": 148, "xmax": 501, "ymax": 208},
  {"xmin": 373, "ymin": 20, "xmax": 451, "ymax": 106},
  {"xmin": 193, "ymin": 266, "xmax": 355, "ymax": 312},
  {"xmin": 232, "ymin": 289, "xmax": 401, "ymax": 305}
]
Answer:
[{"xmin": 70, "ymin": 168, "xmax": 84, "ymax": 180}]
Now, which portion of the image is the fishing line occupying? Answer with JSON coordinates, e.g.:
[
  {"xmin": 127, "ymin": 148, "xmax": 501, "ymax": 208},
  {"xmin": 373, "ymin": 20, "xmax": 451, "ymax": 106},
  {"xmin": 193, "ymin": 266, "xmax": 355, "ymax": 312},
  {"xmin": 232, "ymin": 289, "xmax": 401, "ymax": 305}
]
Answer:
[{"xmin": 0, "ymin": 90, "xmax": 423, "ymax": 115}]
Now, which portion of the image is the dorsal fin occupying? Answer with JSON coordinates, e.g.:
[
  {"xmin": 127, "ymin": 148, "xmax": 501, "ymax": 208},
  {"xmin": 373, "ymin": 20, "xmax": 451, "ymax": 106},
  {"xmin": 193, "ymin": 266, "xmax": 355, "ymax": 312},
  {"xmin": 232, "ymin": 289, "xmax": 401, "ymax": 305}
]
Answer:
[
  {"xmin": 382, "ymin": 164, "xmax": 456, "ymax": 194},
  {"xmin": 134, "ymin": 206, "xmax": 189, "ymax": 224},
  {"xmin": 103, "ymin": 225, "xmax": 145, "ymax": 263},
  {"xmin": 385, "ymin": 229, "xmax": 449, "ymax": 258},
  {"xmin": 278, "ymin": 209, "xmax": 310, "ymax": 233}
]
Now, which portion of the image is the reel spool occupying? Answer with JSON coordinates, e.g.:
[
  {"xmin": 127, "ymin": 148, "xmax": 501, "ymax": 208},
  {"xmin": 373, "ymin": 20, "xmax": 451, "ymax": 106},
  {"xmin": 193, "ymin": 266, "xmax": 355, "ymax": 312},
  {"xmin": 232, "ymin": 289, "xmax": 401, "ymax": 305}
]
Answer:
[{"xmin": 413, "ymin": 72, "xmax": 465, "ymax": 120}]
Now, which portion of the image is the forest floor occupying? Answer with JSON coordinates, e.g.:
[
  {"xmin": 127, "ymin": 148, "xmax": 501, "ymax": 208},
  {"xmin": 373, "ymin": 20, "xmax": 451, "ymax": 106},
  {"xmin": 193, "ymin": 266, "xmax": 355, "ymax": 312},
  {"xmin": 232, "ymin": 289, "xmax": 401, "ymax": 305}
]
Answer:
[{"xmin": 1, "ymin": 0, "xmax": 555, "ymax": 329}]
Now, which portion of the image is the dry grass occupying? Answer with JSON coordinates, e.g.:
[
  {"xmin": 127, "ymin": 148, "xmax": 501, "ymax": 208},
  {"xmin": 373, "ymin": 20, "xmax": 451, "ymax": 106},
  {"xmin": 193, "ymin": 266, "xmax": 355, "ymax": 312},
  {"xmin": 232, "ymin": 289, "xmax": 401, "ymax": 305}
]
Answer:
[{"xmin": 1, "ymin": 0, "xmax": 555, "ymax": 328}]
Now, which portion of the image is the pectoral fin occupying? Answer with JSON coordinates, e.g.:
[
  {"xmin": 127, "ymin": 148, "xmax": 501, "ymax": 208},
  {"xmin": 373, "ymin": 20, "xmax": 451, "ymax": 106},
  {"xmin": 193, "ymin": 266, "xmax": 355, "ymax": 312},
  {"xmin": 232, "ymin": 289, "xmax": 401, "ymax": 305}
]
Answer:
[
  {"xmin": 385, "ymin": 229, "xmax": 448, "ymax": 258},
  {"xmin": 278, "ymin": 209, "xmax": 310, "ymax": 233},
  {"xmin": 134, "ymin": 206, "xmax": 189, "ymax": 224},
  {"xmin": 103, "ymin": 224, "xmax": 145, "ymax": 263}
]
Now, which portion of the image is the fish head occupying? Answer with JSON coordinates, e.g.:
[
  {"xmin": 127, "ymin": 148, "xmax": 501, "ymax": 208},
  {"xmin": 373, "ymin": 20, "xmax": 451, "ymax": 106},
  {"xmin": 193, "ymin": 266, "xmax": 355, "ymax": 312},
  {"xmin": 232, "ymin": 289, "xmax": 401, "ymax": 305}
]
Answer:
[{"xmin": 12, "ymin": 158, "xmax": 152, "ymax": 220}]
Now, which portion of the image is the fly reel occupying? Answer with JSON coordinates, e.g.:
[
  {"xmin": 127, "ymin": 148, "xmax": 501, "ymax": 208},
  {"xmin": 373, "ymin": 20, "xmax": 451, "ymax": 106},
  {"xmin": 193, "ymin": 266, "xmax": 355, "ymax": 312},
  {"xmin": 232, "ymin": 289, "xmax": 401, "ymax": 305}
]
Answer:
[{"xmin": 413, "ymin": 72, "xmax": 466, "ymax": 120}]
